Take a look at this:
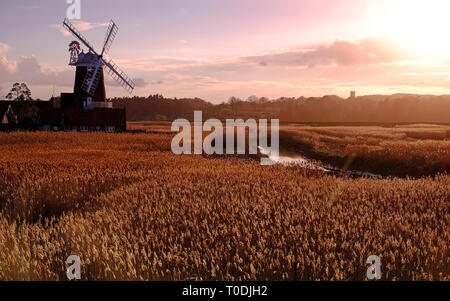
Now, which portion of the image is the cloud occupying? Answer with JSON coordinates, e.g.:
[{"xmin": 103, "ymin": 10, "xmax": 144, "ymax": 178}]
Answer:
[
  {"xmin": 0, "ymin": 43, "xmax": 73, "ymax": 89},
  {"xmin": 102, "ymin": 36, "xmax": 445, "ymax": 101},
  {"xmin": 105, "ymin": 76, "xmax": 148, "ymax": 88},
  {"xmin": 243, "ymin": 37, "xmax": 411, "ymax": 68},
  {"xmin": 51, "ymin": 21, "xmax": 110, "ymax": 37},
  {"xmin": 118, "ymin": 57, "xmax": 215, "ymax": 72},
  {"xmin": 0, "ymin": 43, "xmax": 16, "ymax": 77},
  {"xmin": 0, "ymin": 43, "xmax": 15, "ymax": 82},
  {"xmin": 117, "ymin": 37, "xmax": 412, "ymax": 77},
  {"xmin": 117, "ymin": 36, "xmax": 450, "ymax": 101},
  {"xmin": 133, "ymin": 78, "xmax": 149, "ymax": 87},
  {"xmin": 0, "ymin": 41, "xmax": 150, "ymax": 99},
  {"xmin": 0, "ymin": 43, "xmax": 8, "ymax": 56}
]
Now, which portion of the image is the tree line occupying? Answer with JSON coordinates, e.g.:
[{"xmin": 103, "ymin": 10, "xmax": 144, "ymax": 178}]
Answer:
[
  {"xmin": 3, "ymin": 81, "xmax": 449, "ymax": 123},
  {"xmin": 111, "ymin": 94, "xmax": 450, "ymax": 123}
]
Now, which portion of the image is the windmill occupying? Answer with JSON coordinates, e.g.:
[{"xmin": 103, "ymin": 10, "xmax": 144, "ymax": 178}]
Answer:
[{"xmin": 62, "ymin": 18, "xmax": 135, "ymax": 109}]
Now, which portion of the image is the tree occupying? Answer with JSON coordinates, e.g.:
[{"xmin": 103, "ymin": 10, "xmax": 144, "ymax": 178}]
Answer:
[
  {"xmin": 247, "ymin": 95, "xmax": 259, "ymax": 103},
  {"xmin": 6, "ymin": 83, "xmax": 32, "ymax": 101}
]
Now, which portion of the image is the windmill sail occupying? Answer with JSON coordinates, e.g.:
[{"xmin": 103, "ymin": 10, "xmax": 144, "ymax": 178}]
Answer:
[
  {"xmin": 103, "ymin": 58, "xmax": 135, "ymax": 93},
  {"xmin": 102, "ymin": 21, "xmax": 118, "ymax": 56},
  {"xmin": 63, "ymin": 18, "xmax": 98, "ymax": 56},
  {"xmin": 82, "ymin": 60, "xmax": 104, "ymax": 95}
]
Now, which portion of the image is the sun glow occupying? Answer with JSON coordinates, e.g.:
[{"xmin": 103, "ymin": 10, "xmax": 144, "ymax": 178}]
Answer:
[{"xmin": 367, "ymin": 0, "xmax": 450, "ymax": 57}]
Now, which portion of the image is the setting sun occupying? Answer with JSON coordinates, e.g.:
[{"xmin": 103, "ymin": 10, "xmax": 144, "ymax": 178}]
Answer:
[{"xmin": 368, "ymin": 0, "xmax": 450, "ymax": 57}]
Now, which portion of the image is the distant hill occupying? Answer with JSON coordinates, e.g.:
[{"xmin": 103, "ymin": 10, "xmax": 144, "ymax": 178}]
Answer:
[{"xmin": 111, "ymin": 94, "xmax": 450, "ymax": 123}]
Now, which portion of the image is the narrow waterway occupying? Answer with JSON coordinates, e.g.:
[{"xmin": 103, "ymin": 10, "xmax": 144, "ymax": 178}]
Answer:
[{"xmin": 258, "ymin": 146, "xmax": 383, "ymax": 178}]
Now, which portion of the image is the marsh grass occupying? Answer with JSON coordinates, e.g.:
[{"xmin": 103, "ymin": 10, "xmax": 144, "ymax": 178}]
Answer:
[{"xmin": 0, "ymin": 131, "xmax": 448, "ymax": 280}]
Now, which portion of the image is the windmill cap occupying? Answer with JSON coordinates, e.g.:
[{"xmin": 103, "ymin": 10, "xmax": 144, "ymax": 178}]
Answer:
[{"xmin": 77, "ymin": 51, "xmax": 98, "ymax": 65}]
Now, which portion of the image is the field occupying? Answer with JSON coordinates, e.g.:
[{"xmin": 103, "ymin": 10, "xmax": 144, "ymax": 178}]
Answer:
[
  {"xmin": 129, "ymin": 122, "xmax": 450, "ymax": 177},
  {"xmin": 0, "ymin": 128, "xmax": 448, "ymax": 280},
  {"xmin": 278, "ymin": 123, "xmax": 450, "ymax": 177}
]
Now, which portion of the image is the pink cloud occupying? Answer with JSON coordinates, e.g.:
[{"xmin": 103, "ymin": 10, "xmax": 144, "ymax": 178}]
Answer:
[
  {"xmin": 51, "ymin": 21, "xmax": 109, "ymax": 37},
  {"xmin": 246, "ymin": 37, "xmax": 411, "ymax": 68}
]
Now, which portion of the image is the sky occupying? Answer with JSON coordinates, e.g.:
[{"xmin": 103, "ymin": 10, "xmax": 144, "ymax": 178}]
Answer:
[{"xmin": 1, "ymin": 0, "xmax": 450, "ymax": 102}]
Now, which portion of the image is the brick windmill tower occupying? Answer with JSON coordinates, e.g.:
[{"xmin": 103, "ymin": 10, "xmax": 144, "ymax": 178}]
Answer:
[
  {"xmin": 63, "ymin": 19, "xmax": 135, "ymax": 110},
  {"xmin": 71, "ymin": 48, "xmax": 107, "ymax": 108}
]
